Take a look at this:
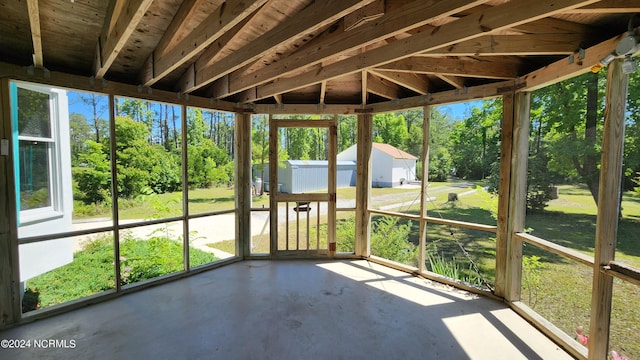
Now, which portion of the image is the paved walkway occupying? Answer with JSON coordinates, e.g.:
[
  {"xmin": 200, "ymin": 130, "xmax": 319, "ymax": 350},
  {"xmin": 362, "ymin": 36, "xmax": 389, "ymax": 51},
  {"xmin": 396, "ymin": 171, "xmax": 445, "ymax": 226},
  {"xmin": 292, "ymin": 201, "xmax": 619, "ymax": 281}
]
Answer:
[{"xmin": 72, "ymin": 182, "xmax": 477, "ymax": 256}]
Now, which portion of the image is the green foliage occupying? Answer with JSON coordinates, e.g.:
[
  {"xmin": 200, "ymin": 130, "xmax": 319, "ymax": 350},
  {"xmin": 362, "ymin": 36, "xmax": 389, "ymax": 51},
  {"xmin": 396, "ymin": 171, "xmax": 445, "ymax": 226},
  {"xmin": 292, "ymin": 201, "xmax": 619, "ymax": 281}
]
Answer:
[
  {"xmin": 522, "ymin": 254, "xmax": 544, "ymax": 309},
  {"xmin": 73, "ymin": 140, "xmax": 111, "ymax": 204},
  {"xmin": 450, "ymin": 99, "xmax": 502, "ymax": 180},
  {"xmin": 373, "ymin": 113, "xmax": 409, "ymax": 150},
  {"xmin": 427, "ymin": 253, "xmax": 482, "ymax": 286},
  {"xmin": 23, "ymin": 236, "xmax": 217, "ymax": 310},
  {"xmin": 370, "ymin": 216, "xmax": 418, "ymax": 266},
  {"xmin": 336, "ymin": 216, "xmax": 417, "ymax": 266}
]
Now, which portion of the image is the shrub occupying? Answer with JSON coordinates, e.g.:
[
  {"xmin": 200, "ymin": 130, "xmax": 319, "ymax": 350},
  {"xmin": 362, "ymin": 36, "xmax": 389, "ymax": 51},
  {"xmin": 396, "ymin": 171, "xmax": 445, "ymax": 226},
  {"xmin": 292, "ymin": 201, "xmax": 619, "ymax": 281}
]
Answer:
[{"xmin": 23, "ymin": 236, "xmax": 217, "ymax": 311}]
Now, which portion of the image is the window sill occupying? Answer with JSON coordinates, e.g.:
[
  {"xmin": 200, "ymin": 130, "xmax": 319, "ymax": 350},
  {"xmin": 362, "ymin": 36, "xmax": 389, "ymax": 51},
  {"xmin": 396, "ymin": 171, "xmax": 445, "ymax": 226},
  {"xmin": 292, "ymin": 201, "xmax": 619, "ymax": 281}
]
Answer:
[{"xmin": 20, "ymin": 210, "xmax": 64, "ymax": 226}]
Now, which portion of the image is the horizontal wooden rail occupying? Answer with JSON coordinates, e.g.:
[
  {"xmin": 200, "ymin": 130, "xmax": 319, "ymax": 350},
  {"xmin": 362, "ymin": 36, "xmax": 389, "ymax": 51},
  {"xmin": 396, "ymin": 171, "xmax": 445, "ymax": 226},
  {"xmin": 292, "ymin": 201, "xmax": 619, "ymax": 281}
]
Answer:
[
  {"xmin": 423, "ymin": 216, "xmax": 497, "ymax": 233},
  {"xmin": 515, "ymin": 232, "xmax": 594, "ymax": 266},
  {"xmin": 369, "ymin": 209, "xmax": 420, "ymax": 220},
  {"xmin": 18, "ymin": 209, "xmax": 237, "ymax": 245},
  {"xmin": 277, "ymin": 193, "xmax": 329, "ymax": 202},
  {"xmin": 603, "ymin": 261, "xmax": 640, "ymax": 287}
]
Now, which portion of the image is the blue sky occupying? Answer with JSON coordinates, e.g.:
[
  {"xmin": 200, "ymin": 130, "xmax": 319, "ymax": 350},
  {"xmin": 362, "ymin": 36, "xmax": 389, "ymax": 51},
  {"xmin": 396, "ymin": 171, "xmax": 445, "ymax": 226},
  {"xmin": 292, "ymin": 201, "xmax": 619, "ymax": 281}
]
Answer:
[{"xmin": 68, "ymin": 90, "xmax": 483, "ymax": 122}]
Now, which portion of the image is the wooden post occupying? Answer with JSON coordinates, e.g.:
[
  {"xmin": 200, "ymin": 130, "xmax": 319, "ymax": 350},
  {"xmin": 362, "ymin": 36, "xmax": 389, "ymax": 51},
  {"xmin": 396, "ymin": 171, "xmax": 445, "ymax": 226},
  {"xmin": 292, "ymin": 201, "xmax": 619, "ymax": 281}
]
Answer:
[
  {"xmin": 506, "ymin": 92, "xmax": 530, "ymax": 300},
  {"xmin": 182, "ymin": 104, "xmax": 190, "ymax": 270},
  {"xmin": 355, "ymin": 112, "xmax": 372, "ymax": 257},
  {"xmin": 418, "ymin": 106, "xmax": 431, "ymax": 273},
  {"xmin": 0, "ymin": 78, "xmax": 21, "ymax": 326},
  {"xmin": 235, "ymin": 111, "xmax": 252, "ymax": 258},
  {"xmin": 268, "ymin": 114, "xmax": 278, "ymax": 255},
  {"xmin": 327, "ymin": 116, "xmax": 337, "ymax": 256},
  {"xmin": 108, "ymin": 94, "xmax": 122, "ymax": 292},
  {"xmin": 588, "ymin": 59, "xmax": 628, "ymax": 360},
  {"xmin": 496, "ymin": 91, "xmax": 530, "ymax": 300}
]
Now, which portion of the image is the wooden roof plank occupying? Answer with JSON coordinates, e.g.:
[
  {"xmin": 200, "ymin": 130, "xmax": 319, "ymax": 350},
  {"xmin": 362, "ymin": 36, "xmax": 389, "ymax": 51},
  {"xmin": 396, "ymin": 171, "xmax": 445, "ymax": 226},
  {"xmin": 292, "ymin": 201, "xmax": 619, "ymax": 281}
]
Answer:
[
  {"xmin": 95, "ymin": 0, "xmax": 154, "ymax": 79},
  {"xmin": 26, "ymin": 0, "xmax": 43, "ymax": 68},
  {"xmin": 249, "ymin": 0, "xmax": 600, "ymax": 101},
  {"xmin": 183, "ymin": 0, "xmax": 377, "ymax": 93},
  {"xmin": 215, "ymin": 0, "xmax": 491, "ymax": 98},
  {"xmin": 144, "ymin": 0, "xmax": 268, "ymax": 87}
]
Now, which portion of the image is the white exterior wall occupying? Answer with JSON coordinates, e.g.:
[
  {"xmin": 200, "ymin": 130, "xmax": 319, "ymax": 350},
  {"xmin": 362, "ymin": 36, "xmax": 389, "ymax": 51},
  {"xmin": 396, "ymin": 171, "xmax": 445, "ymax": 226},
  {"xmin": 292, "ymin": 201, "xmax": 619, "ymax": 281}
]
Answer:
[
  {"xmin": 17, "ymin": 87, "xmax": 74, "ymax": 282},
  {"xmin": 371, "ymin": 149, "xmax": 394, "ymax": 187},
  {"xmin": 392, "ymin": 158, "xmax": 417, "ymax": 185}
]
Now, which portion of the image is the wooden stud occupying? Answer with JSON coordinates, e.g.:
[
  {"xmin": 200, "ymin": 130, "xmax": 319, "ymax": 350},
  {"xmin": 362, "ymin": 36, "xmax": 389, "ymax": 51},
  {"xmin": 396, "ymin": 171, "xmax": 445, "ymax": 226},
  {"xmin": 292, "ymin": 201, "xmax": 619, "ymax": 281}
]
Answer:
[
  {"xmin": 235, "ymin": 112, "xmax": 252, "ymax": 259},
  {"xmin": 0, "ymin": 79, "xmax": 21, "ymax": 327},
  {"xmin": 506, "ymin": 92, "xmax": 530, "ymax": 300},
  {"xmin": 108, "ymin": 94, "xmax": 122, "ymax": 292},
  {"xmin": 355, "ymin": 112, "xmax": 372, "ymax": 257},
  {"xmin": 418, "ymin": 106, "xmax": 431, "ymax": 273},
  {"xmin": 588, "ymin": 58, "xmax": 629, "ymax": 360}
]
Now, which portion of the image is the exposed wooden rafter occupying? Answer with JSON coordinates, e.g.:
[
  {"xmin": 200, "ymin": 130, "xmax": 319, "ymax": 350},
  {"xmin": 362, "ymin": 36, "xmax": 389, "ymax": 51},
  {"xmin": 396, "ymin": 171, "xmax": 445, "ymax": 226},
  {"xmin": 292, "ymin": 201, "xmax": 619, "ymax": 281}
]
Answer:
[
  {"xmin": 436, "ymin": 74, "xmax": 466, "ymax": 89},
  {"xmin": 422, "ymin": 34, "xmax": 585, "ymax": 56},
  {"xmin": 369, "ymin": 69, "xmax": 429, "ymax": 95},
  {"xmin": 366, "ymin": 72, "xmax": 400, "ymax": 100},
  {"xmin": 182, "ymin": 0, "xmax": 376, "ymax": 93},
  {"xmin": 210, "ymin": 0, "xmax": 490, "ymax": 98},
  {"xmin": 377, "ymin": 57, "xmax": 519, "ymax": 79},
  {"xmin": 568, "ymin": 0, "xmax": 640, "ymax": 13},
  {"xmin": 140, "ymin": 0, "xmax": 267, "ymax": 87},
  {"xmin": 253, "ymin": 0, "xmax": 599, "ymax": 102},
  {"xmin": 94, "ymin": 0, "xmax": 154, "ymax": 79},
  {"xmin": 26, "ymin": 0, "xmax": 43, "ymax": 68}
]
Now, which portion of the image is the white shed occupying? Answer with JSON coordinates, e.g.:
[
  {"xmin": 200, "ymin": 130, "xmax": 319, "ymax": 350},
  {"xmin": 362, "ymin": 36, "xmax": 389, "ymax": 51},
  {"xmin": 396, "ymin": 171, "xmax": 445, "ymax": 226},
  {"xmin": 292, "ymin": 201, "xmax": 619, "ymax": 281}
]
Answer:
[{"xmin": 337, "ymin": 143, "xmax": 417, "ymax": 187}]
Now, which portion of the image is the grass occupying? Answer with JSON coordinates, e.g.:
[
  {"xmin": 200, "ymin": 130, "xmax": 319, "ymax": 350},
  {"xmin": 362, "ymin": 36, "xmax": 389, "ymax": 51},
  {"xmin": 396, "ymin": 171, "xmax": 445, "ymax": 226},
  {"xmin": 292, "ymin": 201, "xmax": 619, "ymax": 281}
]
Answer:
[{"xmin": 23, "ymin": 236, "xmax": 218, "ymax": 311}]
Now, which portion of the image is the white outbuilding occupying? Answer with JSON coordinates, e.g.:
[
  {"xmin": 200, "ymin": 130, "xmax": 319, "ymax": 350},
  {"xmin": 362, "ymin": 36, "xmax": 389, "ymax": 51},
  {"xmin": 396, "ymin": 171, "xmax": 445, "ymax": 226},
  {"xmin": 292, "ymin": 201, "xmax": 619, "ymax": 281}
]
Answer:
[{"xmin": 337, "ymin": 143, "xmax": 417, "ymax": 187}]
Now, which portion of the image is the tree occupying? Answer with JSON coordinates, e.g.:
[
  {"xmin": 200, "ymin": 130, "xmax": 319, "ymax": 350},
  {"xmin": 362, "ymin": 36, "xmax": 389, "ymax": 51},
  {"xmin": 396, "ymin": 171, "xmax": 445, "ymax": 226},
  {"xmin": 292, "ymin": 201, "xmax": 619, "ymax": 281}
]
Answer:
[
  {"xmin": 69, "ymin": 113, "xmax": 93, "ymax": 166},
  {"xmin": 373, "ymin": 112, "xmax": 409, "ymax": 150},
  {"xmin": 450, "ymin": 99, "xmax": 502, "ymax": 180},
  {"xmin": 78, "ymin": 93, "xmax": 108, "ymax": 143},
  {"xmin": 534, "ymin": 71, "xmax": 603, "ymax": 205}
]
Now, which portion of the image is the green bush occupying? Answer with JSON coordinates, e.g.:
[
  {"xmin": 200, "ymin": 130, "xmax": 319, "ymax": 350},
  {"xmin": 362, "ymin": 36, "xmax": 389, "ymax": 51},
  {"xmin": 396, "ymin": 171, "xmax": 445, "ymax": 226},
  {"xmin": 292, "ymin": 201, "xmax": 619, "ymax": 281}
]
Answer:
[{"xmin": 23, "ymin": 236, "xmax": 217, "ymax": 311}]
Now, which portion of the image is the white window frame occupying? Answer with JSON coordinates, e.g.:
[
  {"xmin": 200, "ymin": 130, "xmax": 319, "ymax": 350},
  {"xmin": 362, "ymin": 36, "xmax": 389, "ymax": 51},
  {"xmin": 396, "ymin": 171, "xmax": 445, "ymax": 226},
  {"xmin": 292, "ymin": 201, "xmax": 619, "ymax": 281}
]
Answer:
[{"xmin": 14, "ymin": 82, "xmax": 64, "ymax": 225}]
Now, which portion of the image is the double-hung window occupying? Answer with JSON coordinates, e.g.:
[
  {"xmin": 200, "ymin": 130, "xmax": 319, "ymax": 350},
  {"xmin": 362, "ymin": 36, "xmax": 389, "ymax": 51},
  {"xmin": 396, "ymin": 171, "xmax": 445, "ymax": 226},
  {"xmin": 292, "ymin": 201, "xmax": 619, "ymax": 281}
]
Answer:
[{"xmin": 12, "ymin": 82, "xmax": 62, "ymax": 224}]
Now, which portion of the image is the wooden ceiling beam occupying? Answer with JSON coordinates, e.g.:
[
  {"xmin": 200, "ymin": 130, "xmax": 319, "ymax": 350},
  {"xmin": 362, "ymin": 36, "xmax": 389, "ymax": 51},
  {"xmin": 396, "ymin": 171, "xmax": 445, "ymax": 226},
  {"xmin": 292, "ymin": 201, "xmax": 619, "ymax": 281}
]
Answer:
[
  {"xmin": 567, "ymin": 0, "xmax": 640, "ymax": 13},
  {"xmin": 367, "ymin": 72, "xmax": 401, "ymax": 100},
  {"xmin": 511, "ymin": 17, "xmax": 595, "ymax": 35},
  {"xmin": 26, "ymin": 0, "xmax": 43, "ymax": 68},
  {"xmin": 377, "ymin": 57, "xmax": 519, "ymax": 79},
  {"xmin": 141, "ymin": 0, "xmax": 267, "ymax": 87},
  {"xmin": 153, "ymin": 0, "xmax": 217, "ymax": 59},
  {"xmin": 252, "ymin": 0, "xmax": 599, "ymax": 101},
  {"xmin": 182, "ymin": 0, "xmax": 376, "ymax": 93},
  {"xmin": 370, "ymin": 69, "xmax": 429, "ymax": 95},
  {"xmin": 214, "ymin": 0, "xmax": 490, "ymax": 99},
  {"xmin": 94, "ymin": 0, "xmax": 154, "ymax": 79},
  {"xmin": 436, "ymin": 74, "xmax": 465, "ymax": 89},
  {"xmin": 421, "ymin": 34, "xmax": 584, "ymax": 56}
]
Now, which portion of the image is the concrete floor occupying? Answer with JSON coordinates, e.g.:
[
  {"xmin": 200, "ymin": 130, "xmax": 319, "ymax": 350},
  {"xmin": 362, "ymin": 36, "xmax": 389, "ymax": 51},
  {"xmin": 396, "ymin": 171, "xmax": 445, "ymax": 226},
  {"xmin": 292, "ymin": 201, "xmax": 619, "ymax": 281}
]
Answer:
[{"xmin": 0, "ymin": 260, "xmax": 573, "ymax": 359}]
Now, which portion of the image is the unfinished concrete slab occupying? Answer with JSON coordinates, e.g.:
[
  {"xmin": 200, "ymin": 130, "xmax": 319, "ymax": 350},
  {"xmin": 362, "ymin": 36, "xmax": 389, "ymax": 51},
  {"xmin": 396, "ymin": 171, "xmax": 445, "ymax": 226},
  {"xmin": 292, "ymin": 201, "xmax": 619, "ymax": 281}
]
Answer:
[{"xmin": 0, "ymin": 260, "xmax": 572, "ymax": 359}]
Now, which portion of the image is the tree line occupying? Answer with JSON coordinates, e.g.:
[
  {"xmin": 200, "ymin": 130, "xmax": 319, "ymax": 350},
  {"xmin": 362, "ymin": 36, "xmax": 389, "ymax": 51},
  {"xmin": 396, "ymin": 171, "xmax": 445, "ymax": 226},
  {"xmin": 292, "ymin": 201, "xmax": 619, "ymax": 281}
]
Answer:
[{"xmin": 71, "ymin": 68, "xmax": 640, "ymax": 212}]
